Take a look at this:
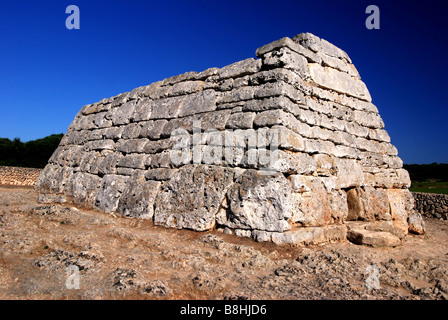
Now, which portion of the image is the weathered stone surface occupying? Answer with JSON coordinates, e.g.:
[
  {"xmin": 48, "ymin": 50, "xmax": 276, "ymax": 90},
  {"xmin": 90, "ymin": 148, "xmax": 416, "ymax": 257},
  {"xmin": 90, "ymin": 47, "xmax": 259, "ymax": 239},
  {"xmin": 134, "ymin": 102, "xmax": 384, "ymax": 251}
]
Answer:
[
  {"xmin": 293, "ymin": 32, "xmax": 351, "ymax": 63},
  {"xmin": 255, "ymin": 36, "xmax": 321, "ymax": 63},
  {"xmin": 346, "ymin": 187, "xmax": 391, "ymax": 221},
  {"xmin": 407, "ymin": 211, "xmax": 426, "ymax": 235},
  {"xmin": 309, "ymin": 63, "xmax": 371, "ymax": 102},
  {"xmin": 261, "ymin": 47, "xmax": 310, "ymax": 79},
  {"xmin": 386, "ymin": 189, "xmax": 413, "ymax": 235},
  {"xmin": 347, "ymin": 228, "xmax": 401, "ymax": 247},
  {"xmin": 290, "ymin": 178, "xmax": 332, "ymax": 227},
  {"xmin": 255, "ymin": 224, "xmax": 346, "ymax": 245},
  {"xmin": 154, "ymin": 165, "xmax": 236, "ymax": 231},
  {"xmin": 227, "ymin": 112, "xmax": 255, "ymax": 129},
  {"xmin": 179, "ymin": 90, "xmax": 217, "ymax": 117},
  {"xmin": 67, "ymin": 172, "xmax": 102, "ymax": 209},
  {"xmin": 95, "ymin": 175, "xmax": 129, "ymax": 213},
  {"xmin": 224, "ymin": 170, "xmax": 292, "ymax": 232},
  {"xmin": 328, "ymin": 190, "xmax": 348, "ymax": 223},
  {"xmin": 36, "ymin": 164, "xmax": 73, "ymax": 194},
  {"xmin": 116, "ymin": 172, "xmax": 160, "ymax": 219},
  {"xmin": 334, "ymin": 158, "xmax": 364, "ymax": 189},
  {"xmin": 219, "ymin": 58, "xmax": 261, "ymax": 79}
]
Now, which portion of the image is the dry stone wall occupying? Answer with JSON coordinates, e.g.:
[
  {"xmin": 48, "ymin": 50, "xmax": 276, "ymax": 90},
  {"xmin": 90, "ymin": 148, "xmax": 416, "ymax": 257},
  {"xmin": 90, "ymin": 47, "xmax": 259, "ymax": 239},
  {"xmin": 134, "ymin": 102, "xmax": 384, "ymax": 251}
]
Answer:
[
  {"xmin": 0, "ymin": 166, "xmax": 41, "ymax": 187},
  {"xmin": 36, "ymin": 32, "xmax": 425, "ymax": 245},
  {"xmin": 412, "ymin": 192, "xmax": 448, "ymax": 220}
]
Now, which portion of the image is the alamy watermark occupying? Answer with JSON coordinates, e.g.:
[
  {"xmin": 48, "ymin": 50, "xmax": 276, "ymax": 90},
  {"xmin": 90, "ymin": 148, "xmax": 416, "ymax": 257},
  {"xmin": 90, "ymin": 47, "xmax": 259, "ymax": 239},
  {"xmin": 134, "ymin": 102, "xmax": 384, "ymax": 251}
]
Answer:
[
  {"xmin": 365, "ymin": 5, "xmax": 380, "ymax": 30},
  {"xmin": 170, "ymin": 121, "xmax": 282, "ymax": 175},
  {"xmin": 365, "ymin": 263, "xmax": 380, "ymax": 290},
  {"xmin": 66, "ymin": 265, "xmax": 80, "ymax": 289},
  {"xmin": 66, "ymin": 5, "xmax": 80, "ymax": 30}
]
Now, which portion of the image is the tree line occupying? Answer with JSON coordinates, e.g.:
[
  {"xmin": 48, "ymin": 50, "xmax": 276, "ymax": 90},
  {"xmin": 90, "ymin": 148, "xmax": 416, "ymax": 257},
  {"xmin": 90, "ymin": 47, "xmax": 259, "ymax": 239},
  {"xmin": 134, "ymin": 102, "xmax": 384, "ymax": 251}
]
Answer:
[
  {"xmin": 0, "ymin": 134, "xmax": 63, "ymax": 168},
  {"xmin": 403, "ymin": 163, "xmax": 448, "ymax": 182}
]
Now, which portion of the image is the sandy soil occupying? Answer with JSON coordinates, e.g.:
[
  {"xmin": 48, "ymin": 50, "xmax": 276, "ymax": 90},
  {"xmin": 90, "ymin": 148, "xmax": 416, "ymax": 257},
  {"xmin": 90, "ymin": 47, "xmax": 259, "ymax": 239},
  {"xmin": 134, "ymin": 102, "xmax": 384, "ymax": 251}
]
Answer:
[{"xmin": 0, "ymin": 186, "xmax": 447, "ymax": 300}]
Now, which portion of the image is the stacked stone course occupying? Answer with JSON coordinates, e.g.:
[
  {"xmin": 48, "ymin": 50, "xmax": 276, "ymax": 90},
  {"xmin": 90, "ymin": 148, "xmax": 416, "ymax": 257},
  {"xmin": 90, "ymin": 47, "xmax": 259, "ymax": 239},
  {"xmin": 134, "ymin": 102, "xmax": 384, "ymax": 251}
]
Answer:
[
  {"xmin": 0, "ymin": 166, "xmax": 41, "ymax": 186},
  {"xmin": 412, "ymin": 192, "xmax": 448, "ymax": 220},
  {"xmin": 36, "ymin": 32, "xmax": 425, "ymax": 246}
]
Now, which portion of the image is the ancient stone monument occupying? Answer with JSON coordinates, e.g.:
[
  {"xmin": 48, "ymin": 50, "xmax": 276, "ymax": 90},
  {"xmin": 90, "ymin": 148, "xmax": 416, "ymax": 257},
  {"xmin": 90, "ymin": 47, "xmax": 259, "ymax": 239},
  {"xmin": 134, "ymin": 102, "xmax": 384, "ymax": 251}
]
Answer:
[{"xmin": 36, "ymin": 33, "xmax": 425, "ymax": 246}]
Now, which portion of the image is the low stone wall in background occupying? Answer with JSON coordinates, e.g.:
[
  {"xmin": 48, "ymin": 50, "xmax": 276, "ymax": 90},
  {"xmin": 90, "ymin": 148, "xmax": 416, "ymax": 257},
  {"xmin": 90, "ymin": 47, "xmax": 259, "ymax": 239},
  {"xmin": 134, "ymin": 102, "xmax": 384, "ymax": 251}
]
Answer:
[
  {"xmin": 0, "ymin": 166, "xmax": 41, "ymax": 187},
  {"xmin": 412, "ymin": 192, "xmax": 448, "ymax": 220}
]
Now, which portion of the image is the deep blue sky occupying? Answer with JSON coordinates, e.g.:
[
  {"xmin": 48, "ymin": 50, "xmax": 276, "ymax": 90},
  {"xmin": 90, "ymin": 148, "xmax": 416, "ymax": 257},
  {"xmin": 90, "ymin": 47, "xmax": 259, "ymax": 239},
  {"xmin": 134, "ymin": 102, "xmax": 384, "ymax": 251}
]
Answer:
[{"xmin": 0, "ymin": 0, "xmax": 446, "ymax": 164}]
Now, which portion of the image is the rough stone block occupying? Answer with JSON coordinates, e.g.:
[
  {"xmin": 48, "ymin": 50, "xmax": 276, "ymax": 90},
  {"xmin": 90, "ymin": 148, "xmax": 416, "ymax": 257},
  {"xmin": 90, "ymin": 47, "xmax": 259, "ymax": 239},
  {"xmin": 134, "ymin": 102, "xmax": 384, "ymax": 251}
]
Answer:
[
  {"xmin": 116, "ymin": 173, "xmax": 161, "ymax": 219},
  {"xmin": 309, "ymin": 63, "xmax": 371, "ymax": 102},
  {"xmin": 95, "ymin": 175, "xmax": 129, "ymax": 213},
  {"xmin": 347, "ymin": 228, "xmax": 401, "ymax": 247},
  {"xmin": 154, "ymin": 165, "xmax": 236, "ymax": 231},
  {"xmin": 224, "ymin": 170, "xmax": 292, "ymax": 232}
]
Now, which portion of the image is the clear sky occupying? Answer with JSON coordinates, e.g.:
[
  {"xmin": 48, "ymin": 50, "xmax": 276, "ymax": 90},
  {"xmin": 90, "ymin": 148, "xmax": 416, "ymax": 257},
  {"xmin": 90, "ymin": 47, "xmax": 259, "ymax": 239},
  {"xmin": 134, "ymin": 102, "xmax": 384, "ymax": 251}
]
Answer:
[{"xmin": 0, "ymin": 0, "xmax": 446, "ymax": 164}]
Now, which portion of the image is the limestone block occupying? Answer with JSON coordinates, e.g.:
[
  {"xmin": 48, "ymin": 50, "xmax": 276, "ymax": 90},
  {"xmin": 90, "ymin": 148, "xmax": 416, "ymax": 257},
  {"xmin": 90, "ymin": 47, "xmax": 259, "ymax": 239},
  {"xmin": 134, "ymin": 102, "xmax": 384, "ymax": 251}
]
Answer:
[
  {"xmin": 290, "ymin": 178, "xmax": 332, "ymax": 227},
  {"xmin": 373, "ymin": 169, "xmax": 411, "ymax": 189},
  {"xmin": 224, "ymin": 170, "xmax": 292, "ymax": 232},
  {"xmin": 97, "ymin": 152, "xmax": 123, "ymax": 176},
  {"xmin": 227, "ymin": 112, "xmax": 255, "ymax": 129},
  {"xmin": 170, "ymin": 80, "xmax": 204, "ymax": 96},
  {"xmin": 95, "ymin": 175, "xmax": 129, "ymax": 213},
  {"xmin": 104, "ymin": 127, "xmax": 123, "ymax": 140},
  {"xmin": 255, "ymin": 36, "xmax": 321, "ymax": 63},
  {"xmin": 94, "ymin": 112, "xmax": 112, "ymax": 128},
  {"xmin": 179, "ymin": 90, "xmax": 217, "ymax": 117},
  {"xmin": 261, "ymin": 47, "xmax": 310, "ymax": 80},
  {"xmin": 35, "ymin": 164, "xmax": 71, "ymax": 194},
  {"xmin": 269, "ymin": 150, "xmax": 317, "ymax": 175},
  {"xmin": 67, "ymin": 172, "xmax": 102, "ymax": 209},
  {"xmin": 346, "ymin": 187, "xmax": 391, "ymax": 221},
  {"xmin": 161, "ymin": 71, "xmax": 199, "ymax": 86},
  {"xmin": 108, "ymin": 101, "xmax": 135, "ymax": 125},
  {"xmin": 145, "ymin": 168, "xmax": 179, "ymax": 181},
  {"xmin": 122, "ymin": 123, "xmax": 142, "ymax": 139},
  {"xmin": 85, "ymin": 140, "xmax": 115, "ymax": 151},
  {"xmin": 218, "ymin": 86, "xmax": 254, "ymax": 105},
  {"xmin": 309, "ymin": 63, "xmax": 371, "ymax": 102},
  {"xmin": 407, "ymin": 211, "xmax": 426, "ymax": 235},
  {"xmin": 132, "ymin": 99, "xmax": 152, "ymax": 122},
  {"xmin": 116, "ymin": 138, "xmax": 149, "ymax": 154},
  {"xmin": 117, "ymin": 154, "xmax": 151, "ymax": 169},
  {"xmin": 353, "ymin": 110, "xmax": 384, "ymax": 129},
  {"xmin": 82, "ymin": 102, "xmax": 111, "ymax": 115},
  {"xmin": 141, "ymin": 120, "xmax": 168, "ymax": 140},
  {"xmin": 328, "ymin": 190, "xmax": 348, "ymax": 223},
  {"xmin": 151, "ymin": 95, "xmax": 184, "ymax": 119},
  {"xmin": 293, "ymin": 32, "xmax": 351, "ymax": 63},
  {"xmin": 116, "ymin": 172, "xmax": 161, "ymax": 219},
  {"xmin": 273, "ymin": 125, "xmax": 306, "ymax": 153},
  {"xmin": 334, "ymin": 158, "xmax": 365, "ymax": 188},
  {"xmin": 267, "ymin": 224, "xmax": 346, "ymax": 245},
  {"xmin": 347, "ymin": 228, "xmax": 401, "ymax": 247},
  {"xmin": 154, "ymin": 165, "xmax": 236, "ymax": 231},
  {"xmin": 386, "ymin": 189, "xmax": 413, "ymax": 235},
  {"xmin": 253, "ymin": 82, "xmax": 304, "ymax": 104},
  {"xmin": 219, "ymin": 58, "xmax": 262, "ymax": 79}
]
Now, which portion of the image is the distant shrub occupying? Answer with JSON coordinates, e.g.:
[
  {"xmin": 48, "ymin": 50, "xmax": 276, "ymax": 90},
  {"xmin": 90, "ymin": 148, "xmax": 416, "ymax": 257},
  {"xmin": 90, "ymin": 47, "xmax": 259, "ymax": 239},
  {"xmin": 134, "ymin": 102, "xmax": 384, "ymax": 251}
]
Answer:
[{"xmin": 0, "ymin": 134, "xmax": 63, "ymax": 168}]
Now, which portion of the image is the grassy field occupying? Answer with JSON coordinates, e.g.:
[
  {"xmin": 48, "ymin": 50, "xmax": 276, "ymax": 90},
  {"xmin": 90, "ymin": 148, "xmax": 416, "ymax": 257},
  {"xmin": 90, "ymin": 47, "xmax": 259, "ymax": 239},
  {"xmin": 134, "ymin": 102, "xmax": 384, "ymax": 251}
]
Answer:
[{"xmin": 409, "ymin": 180, "xmax": 448, "ymax": 195}]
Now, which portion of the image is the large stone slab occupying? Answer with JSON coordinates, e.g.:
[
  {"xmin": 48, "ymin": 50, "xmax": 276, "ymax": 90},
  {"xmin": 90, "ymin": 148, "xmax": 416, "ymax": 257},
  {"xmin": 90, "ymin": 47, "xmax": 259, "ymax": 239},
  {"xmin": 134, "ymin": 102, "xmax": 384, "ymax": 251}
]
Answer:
[
  {"xmin": 347, "ymin": 228, "xmax": 401, "ymax": 247},
  {"xmin": 223, "ymin": 170, "xmax": 292, "ymax": 232},
  {"xmin": 95, "ymin": 175, "xmax": 129, "ymax": 213},
  {"xmin": 153, "ymin": 165, "xmax": 237, "ymax": 231},
  {"xmin": 309, "ymin": 63, "xmax": 371, "ymax": 102},
  {"xmin": 116, "ymin": 172, "xmax": 161, "ymax": 219}
]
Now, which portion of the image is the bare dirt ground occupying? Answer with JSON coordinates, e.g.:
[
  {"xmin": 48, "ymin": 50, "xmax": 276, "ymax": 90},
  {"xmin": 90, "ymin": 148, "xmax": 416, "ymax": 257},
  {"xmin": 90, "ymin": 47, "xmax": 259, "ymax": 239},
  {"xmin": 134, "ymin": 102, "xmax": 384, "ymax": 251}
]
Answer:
[{"xmin": 0, "ymin": 186, "xmax": 447, "ymax": 300}]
